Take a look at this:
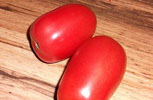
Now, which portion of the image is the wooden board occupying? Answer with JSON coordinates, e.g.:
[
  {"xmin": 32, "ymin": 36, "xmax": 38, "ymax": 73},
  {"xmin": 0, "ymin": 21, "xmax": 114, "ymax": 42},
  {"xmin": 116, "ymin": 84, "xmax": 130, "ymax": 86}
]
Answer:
[{"xmin": 0, "ymin": 0, "xmax": 153, "ymax": 100}]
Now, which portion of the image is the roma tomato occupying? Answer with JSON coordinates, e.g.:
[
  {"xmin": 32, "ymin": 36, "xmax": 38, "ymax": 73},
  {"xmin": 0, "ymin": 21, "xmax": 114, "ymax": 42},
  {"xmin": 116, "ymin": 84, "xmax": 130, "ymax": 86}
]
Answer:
[
  {"xmin": 30, "ymin": 4, "xmax": 97, "ymax": 63},
  {"xmin": 57, "ymin": 36, "xmax": 126, "ymax": 100}
]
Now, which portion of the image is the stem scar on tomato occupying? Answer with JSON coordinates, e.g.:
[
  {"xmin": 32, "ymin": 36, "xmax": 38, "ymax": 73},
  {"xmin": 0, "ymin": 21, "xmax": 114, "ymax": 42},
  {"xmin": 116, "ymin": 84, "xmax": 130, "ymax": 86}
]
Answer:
[{"xmin": 34, "ymin": 41, "xmax": 39, "ymax": 50}]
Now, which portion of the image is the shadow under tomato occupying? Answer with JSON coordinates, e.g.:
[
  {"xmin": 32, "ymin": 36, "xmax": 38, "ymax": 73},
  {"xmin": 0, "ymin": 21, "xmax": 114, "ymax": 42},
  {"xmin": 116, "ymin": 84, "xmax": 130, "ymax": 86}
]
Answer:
[
  {"xmin": 26, "ymin": 25, "xmax": 38, "ymax": 59},
  {"xmin": 53, "ymin": 57, "xmax": 71, "ymax": 100}
]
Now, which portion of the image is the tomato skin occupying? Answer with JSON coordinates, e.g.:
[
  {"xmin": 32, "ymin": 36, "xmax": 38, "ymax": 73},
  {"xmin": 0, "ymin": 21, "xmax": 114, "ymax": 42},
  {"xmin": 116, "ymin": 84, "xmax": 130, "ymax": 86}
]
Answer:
[
  {"xmin": 30, "ymin": 4, "xmax": 97, "ymax": 63},
  {"xmin": 57, "ymin": 36, "xmax": 126, "ymax": 100}
]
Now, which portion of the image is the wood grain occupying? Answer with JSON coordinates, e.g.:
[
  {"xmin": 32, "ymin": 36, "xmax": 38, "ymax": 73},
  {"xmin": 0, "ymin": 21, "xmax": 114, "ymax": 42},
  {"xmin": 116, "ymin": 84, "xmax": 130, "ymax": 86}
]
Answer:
[{"xmin": 0, "ymin": 0, "xmax": 153, "ymax": 100}]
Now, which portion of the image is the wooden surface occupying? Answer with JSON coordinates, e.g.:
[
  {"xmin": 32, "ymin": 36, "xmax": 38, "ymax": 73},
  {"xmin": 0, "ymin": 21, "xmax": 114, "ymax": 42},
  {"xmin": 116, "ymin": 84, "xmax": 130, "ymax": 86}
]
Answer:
[{"xmin": 0, "ymin": 0, "xmax": 153, "ymax": 100}]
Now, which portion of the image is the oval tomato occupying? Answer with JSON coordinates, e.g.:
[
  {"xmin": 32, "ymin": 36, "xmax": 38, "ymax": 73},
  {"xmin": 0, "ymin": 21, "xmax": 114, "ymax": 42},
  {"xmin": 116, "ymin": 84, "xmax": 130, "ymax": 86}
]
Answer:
[
  {"xmin": 57, "ymin": 36, "xmax": 126, "ymax": 100},
  {"xmin": 30, "ymin": 4, "xmax": 97, "ymax": 63}
]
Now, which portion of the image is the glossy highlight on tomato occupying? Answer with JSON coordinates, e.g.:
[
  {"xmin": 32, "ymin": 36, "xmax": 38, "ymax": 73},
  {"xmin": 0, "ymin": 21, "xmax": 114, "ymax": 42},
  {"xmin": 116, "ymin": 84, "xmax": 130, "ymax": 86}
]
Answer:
[
  {"xmin": 30, "ymin": 4, "xmax": 97, "ymax": 63},
  {"xmin": 57, "ymin": 36, "xmax": 126, "ymax": 100}
]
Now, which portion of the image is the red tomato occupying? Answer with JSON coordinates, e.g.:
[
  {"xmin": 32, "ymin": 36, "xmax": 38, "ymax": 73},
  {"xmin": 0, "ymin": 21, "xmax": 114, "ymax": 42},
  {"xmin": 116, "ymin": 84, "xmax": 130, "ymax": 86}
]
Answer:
[
  {"xmin": 57, "ymin": 36, "xmax": 126, "ymax": 100},
  {"xmin": 30, "ymin": 4, "xmax": 97, "ymax": 63}
]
